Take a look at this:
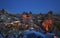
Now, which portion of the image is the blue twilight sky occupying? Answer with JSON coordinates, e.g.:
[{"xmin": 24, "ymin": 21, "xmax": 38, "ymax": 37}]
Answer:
[{"xmin": 0, "ymin": 0, "xmax": 60, "ymax": 14}]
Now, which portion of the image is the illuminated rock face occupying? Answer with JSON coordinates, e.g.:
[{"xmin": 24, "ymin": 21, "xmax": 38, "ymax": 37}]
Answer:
[{"xmin": 41, "ymin": 19, "xmax": 53, "ymax": 32}]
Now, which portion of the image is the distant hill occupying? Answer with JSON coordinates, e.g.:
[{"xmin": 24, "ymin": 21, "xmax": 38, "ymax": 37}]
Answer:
[{"xmin": 0, "ymin": 9, "xmax": 20, "ymax": 18}]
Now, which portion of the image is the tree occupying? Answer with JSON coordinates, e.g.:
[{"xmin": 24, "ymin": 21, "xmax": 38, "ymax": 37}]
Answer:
[
  {"xmin": 29, "ymin": 11, "xmax": 32, "ymax": 14},
  {"xmin": 48, "ymin": 11, "xmax": 53, "ymax": 15},
  {"xmin": 1, "ymin": 9, "xmax": 5, "ymax": 14}
]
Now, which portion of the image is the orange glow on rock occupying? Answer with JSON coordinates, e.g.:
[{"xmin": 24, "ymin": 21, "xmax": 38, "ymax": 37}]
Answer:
[{"xmin": 42, "ymin": 19, "xmax": 52, "ymax": 31}]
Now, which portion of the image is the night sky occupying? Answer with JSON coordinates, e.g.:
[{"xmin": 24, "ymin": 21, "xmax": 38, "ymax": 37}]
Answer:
[{"xmin": 0, "ymin": 0, "xmax": 60, "ymax": 14}]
